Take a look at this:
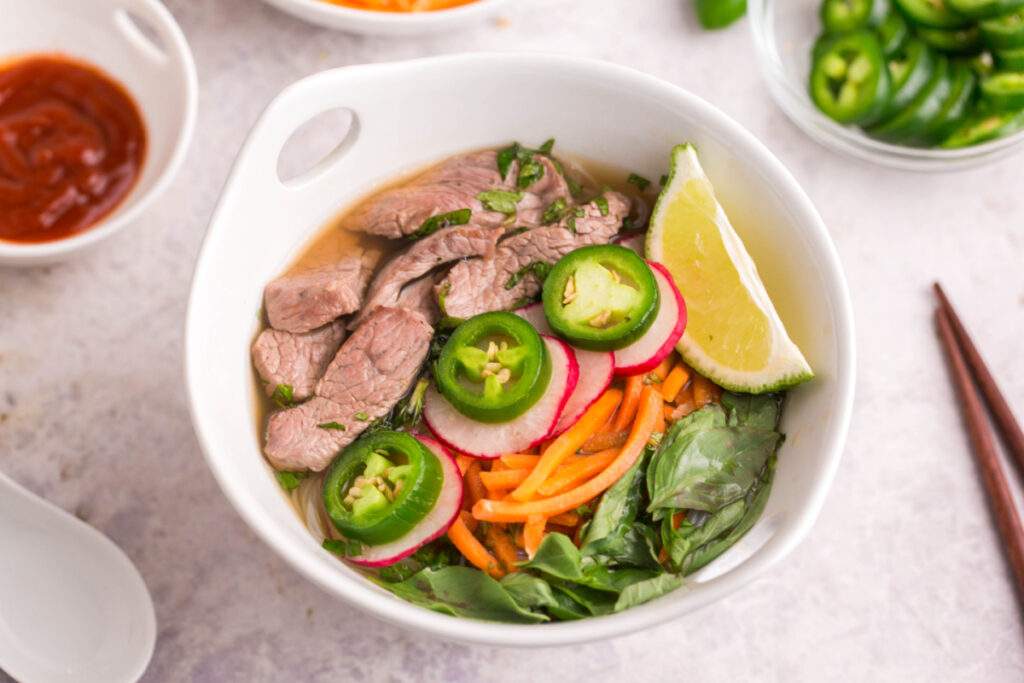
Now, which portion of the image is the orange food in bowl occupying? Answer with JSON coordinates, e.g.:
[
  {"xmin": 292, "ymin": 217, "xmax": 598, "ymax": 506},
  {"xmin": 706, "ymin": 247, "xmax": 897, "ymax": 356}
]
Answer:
[{"xmin": 323, "ymin": 0, "xmax": 477, "ymax": 11}]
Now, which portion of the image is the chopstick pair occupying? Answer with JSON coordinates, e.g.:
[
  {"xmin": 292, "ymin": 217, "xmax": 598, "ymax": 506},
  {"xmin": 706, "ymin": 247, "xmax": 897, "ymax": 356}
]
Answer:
[{"xmin": 933, "ymin": 283, "xmax": 1024, "ymax": 603}]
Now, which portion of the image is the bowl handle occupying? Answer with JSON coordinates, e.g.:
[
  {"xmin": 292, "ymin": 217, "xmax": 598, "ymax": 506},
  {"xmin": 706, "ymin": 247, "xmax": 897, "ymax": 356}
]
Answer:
[
  {"xmin": 112, "ymin": 0, "xmax": 194, "ymax": 69},
  {"xmin": 221, "ymin": 74, "xmax": 363, "ymax": 213}
]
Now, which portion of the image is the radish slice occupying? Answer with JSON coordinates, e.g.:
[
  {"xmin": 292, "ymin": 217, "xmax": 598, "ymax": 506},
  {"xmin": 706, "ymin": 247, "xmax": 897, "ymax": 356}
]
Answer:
[
  {"xmin": 423, "ymin": 336, "xmax": 578, "ymax": 458},
  {"xmin": 348, "ymin": 435, "xmax": 462, "ymax": 568},
  {"xmin": 514, "ymin": 304, "xmax": 614, "ymax": 436},
  {"xmin": 613, "ymin": 262, "xmax": 687, "ymax": 376},
  {"xmin": 613, "ymin": 231, "xmax": 646, "ymax": 256}
]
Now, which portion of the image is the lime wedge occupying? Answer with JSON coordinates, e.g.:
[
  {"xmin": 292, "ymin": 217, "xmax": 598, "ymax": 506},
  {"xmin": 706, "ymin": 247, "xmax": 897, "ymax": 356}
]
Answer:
[{"xmin": 645, "ymin": 144, "xmax": 813, "ymax": 393}]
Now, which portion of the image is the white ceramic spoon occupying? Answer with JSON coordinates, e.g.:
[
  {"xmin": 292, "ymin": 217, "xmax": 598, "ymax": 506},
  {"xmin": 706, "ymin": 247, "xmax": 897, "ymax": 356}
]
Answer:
[{"xmin": 0, "ymin": 473, "xmax": 156, "ymax": 683}]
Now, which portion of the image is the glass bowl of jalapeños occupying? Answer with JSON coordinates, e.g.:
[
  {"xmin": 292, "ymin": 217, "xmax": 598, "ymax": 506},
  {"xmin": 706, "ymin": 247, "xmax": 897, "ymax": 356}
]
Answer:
[{"xmin": 749, "ymin": 0, "xmax": 1024, "ymax": 170}]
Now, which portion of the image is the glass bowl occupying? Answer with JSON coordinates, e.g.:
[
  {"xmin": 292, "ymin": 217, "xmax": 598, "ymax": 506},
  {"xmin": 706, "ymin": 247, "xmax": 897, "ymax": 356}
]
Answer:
[{"xmin": 748, "ymin": 0, "xmax": 1024, "ymax": 171}]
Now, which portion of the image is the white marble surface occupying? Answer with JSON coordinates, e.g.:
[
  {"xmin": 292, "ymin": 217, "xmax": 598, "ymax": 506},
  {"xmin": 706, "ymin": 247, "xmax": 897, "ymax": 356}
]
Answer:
[{"xmin": 2, "ymin": 0, "xmax": 1023, "ymax": 680}]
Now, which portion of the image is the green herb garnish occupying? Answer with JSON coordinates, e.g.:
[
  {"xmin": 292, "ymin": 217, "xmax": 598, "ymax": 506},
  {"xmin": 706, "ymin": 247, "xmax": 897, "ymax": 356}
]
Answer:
[
  {"xmin": 538, "ymin": 138, "xmax": 555, "ymax": 154},
  {"xmin": 478, "ymin": 190, "xmax": 523, "ymax": 216},
  {"xmin": 594, "ymin": 196, "xmax": 609, "ymax": 216},
  {"xmin": 318, "ymin": 421, "xmax": 347, "ymax": 431},
  {"xmin": 410, "ymin": 208, "xmax": 472, "ymax": 239},
  {"xmin": 542, "ymin": 198, "xmax": 568, "ymax": 224},
  {"xmin": 627, "ymin": 173, "xmax": 651, "ymax": 191},
  {"xmin": 354, "ymin": 412, "xmax": 370, "ymax": 421},
  {"xmin": 659, "ymin": 174, "xmax": 669, "ymax": 186},
  {"xmin": 505, "ymin": 261, "xmax": 552, "ymax": 290},
  {"xmin": 275, "ymin": 470, "xmax": 307, "ymax": 492},
  {"xmin": 272, "ymin": 384, "xmax": 294, "ymax": 407}
]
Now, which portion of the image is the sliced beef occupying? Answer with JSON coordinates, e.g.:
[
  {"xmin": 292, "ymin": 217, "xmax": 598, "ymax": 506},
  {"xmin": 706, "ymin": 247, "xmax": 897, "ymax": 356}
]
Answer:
[
  {"xmin": 264, "ymin": 307, "xmax": 433, "ymax": 471},
  {"xmin": 264, "ymin": 251, "xmax": 375, "ymax": 334},
  {"xmin": 350, "ymin": 224, "xmax": 503, "ymax": 328},
  {"xmin": 395, "ymin": 273, "xmax": 442, "ymax": 327},
  {"xmin": 346, "ymin": 150, "xmax": 574, "ymax": 239},
  {"xmin": 251, "ymin": 321, "xmax": 345, "ymax": 401},
  {"xmin": 438, "ymin": 192, "xmax": 631, "ymax": 319}
]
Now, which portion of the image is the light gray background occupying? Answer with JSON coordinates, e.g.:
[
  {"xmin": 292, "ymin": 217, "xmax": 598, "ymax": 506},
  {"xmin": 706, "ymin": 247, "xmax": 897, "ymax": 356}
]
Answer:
[{"xmin": 2, "ymin": 0, "xmax": 1023, "ymax": 680}]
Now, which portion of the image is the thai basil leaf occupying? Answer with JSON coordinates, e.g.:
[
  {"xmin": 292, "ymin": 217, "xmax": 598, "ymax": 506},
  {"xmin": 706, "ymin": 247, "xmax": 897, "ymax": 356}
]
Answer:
[
  {"xmin": 662, "ymin": 498, "xmax": 745, "ymax": 570},
  {"xmin": 614, "ymin": 573, "xmax": 684, "ymax": 611},
  {"xmin": 550, "ymin": 581, "xmax": 617, "ymax": 616},
  {"xmin": 581, "ymin": 449, "xmax": 660, "ymax": 569},
  {"xmin": 647, "ymin": 403, "xmax": 781, "ymax": 515},
  {"xmin": 683, "ymin": 456, "xmax": 776, "ymax": 574},
  {"xmin": 721, "ymin": 391, "xmax": 783, "ymax": 431},
  {"xmin": 519, "ymin": 533, "xmax": 584, "ymax": 581},
  {"xmin": 374, "ymin": 566, "xmax": 547, "ymax": 623},
  {"xmin": 477, "ymin": 189, "xmax": 523, "ymax": 216},
  {"xmin": 538, "ymin": 138, "xmax": 555, "ymax": 155},
  {"xmin": 500, "ymin": 573, "xmax": 559, "ymax": 611},
  {"xmin": 409, "ymin": 208, "xmax": 472, "ymax": 239},
  {"xmin": 547, "ymin": 590, "xmax": 590, "ymax": 620}
]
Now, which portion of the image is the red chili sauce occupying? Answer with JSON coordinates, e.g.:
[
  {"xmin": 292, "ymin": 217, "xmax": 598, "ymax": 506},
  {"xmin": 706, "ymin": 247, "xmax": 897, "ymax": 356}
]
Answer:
[{"xmin": 0, "ymin": 55, "xmax": 147, "ymax": 244}]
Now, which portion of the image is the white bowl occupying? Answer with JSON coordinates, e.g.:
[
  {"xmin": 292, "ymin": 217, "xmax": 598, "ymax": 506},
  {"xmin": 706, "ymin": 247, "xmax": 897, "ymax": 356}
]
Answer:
[
  {"xmin": 185, "ymin": 53, "xmax": 856, "ymax": 646},
  {"xmin": 0, "ymin": 0, "xmax": 197, "ymax": 267},
  {"xmin": 259, "ymin": 0, "xmax": 509, "ymax": 35}
]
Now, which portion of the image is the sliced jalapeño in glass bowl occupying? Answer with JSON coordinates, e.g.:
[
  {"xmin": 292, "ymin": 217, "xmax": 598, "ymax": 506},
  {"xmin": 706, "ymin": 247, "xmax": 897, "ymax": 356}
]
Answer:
[
  {"xmin": 541, "ymin": 244, "xmax": 659, "ymax": 351},
  {"xmin": 323, "ymin": 431, "xmax": 443, "ymax": 546},
  {"xmin": 435, "ymin": 311, "xmax": 551, "ymax": 423}
]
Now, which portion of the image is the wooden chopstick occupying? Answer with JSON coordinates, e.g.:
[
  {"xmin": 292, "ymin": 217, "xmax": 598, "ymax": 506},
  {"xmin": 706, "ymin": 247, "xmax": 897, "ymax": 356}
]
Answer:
[
  {"xmin": 934, "ymin": 282, "xmax": 1024, "ymax": 476},
  {"xmin": 935, "ymin": 305, "xmax": 1024, "ymax": 600}
]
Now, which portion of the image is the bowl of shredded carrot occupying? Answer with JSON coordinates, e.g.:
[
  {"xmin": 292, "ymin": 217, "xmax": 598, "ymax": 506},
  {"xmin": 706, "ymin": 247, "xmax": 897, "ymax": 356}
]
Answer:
[{"xmin": 259, "ymin": 0, "xmax": 509, "ymax": 35}]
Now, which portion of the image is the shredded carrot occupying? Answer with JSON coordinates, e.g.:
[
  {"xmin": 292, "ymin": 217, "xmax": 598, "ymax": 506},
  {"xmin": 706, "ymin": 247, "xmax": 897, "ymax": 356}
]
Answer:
[
  {"xmin": 662, "ymin": 405, "xmax": 676, "ymax": 421},
  {"xmin": 549, "ymin": 511, "xmax": 581, "ymax": 527},
  {"xmin": 480, "ymin": 468, "xmax": 531, "ymax": 492},
  {"xmin": 490, "ymin": 459, "xmax": 508, "ymax": 471},
  {"xmin": 537, "ymin": 448, "xmax": 618, "ymax": 497},
  {"xmin": 580, "ymin": 429, "xmax": 629, "ymax": 453},
  {"xmin": 672, "ymin": 511, "xmax": 684, "ymax": 529},
  {"xmin": 463, "ymin": 461, "xmax": 487, "ymax": 506},
  {"xmin": 654, "ymin": 400, "xmax": 666, "ymax": 433},
  {"xmin": 508, "ymin": 388, "xmax": 622, "ymax": 502},
  {"xmin": 611, "ymin": 375, "xmax": 643, "ymax": 431},
  {"xmin": 473, "ymin": 387, "xmax": 660, "ymax": 522},
  {"xmin": 692, "ymin": 374, "xmax": 715, "ymax": 408},
  {"xmin": 500, "ymin": 454, "xmax": 540, "ymax": 469},
  {"xmin": 448, "ymin": 512, "xmax": 502, "ymax": 578},
  {"xmin": 660, "ymin": 362, "xmax": 690, "ymax": 403},
  {"xmin": 671, "ymin": 397, "xmax": 697, "ymax": 421},
  {"xmin": 455, "ymin": 454, "xmax": 474, "ymax": 475},
  {"xmin": 485, "ymin": 524, "xmax": 521, "ymax": 573},
  {"xmin": 523, "ymin": 515, "xmax": 547, "ymax": 558},
  {"xmin": 651, "ymin": 355, "xmax": 675, "ymax": 381},
  {"xmin": 514, "ymin": 527, "xmax": 525, "ymax": 549}
]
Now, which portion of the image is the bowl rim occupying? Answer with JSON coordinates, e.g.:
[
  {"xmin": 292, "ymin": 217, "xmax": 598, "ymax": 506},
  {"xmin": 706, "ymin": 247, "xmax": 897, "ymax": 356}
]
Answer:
[
  {"xmin": 747, "ymin": 0, "xmax": 1024, "ymax": 171},
  {"xmin": 0, "ymin": 0, "xmax": 198, "ymax": 263},
  {"xmin": 260, "ymin": 0, "xmax": 509, "ymax": 26},
  {"xmin": 185, "ymin": 52, "xmax": 856, "ymax": 646}
]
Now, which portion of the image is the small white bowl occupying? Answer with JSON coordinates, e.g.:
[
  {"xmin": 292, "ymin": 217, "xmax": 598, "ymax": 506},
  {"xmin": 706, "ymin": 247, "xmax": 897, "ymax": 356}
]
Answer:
[
  {"xmin": 259, "ymin": 0, "xmax": 509, "ymax": 35},
  {"xmin": 0, "ymin": 0, "xmax": 197, "ymax": 267},
  {"xmin": 749, "ymin": 0, "xmax": 1024, "ymax": 171},
  {"xmin": 186, "ymin": 53, "xmax": 856, "ymax": 646}
]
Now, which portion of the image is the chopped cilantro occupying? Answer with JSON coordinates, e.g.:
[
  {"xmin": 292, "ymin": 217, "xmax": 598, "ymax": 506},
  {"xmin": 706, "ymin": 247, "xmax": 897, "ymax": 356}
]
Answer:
[
  {"xmin": 323, "ymin": 539, "xmax": 362, "ymax": 557},
  {"xmin": 318, "ymin": 421, "xmax": 347, "ymax": 431},
  {"xmin": 659, "ymin": 174, "xmax": 669, "ymax": 186},
  {"xmin": 542, "ymin": 197, "xmax": 568, "ymax": 224},
  {"xmin": 354, "ymin": 412, "xmax": 370, "ymax": 421},
  {"xmin": 271, "ymin": 384, "xmax": 294, "ymax": 407},
  {"xmin": 478, "ymin": 190, "xmax": 523, "ymax": 216},
  {"xmin": 505, "ymin": 262, "xmax": 552, "ymax": 290},
  {"xmin": 538, "ymin": 138, "xmax": 555, "ymax": 155},
  {"xmin": 594, "ymin": 196, "xmax": 609, "ymax": 216},
  {"xmin": 517, "ymin": 159, "xmax": 545, "ymax": 189},
  {"xmin": 275, "ymin": 471, "xmax": 307, "ymax": 492},
  {"xmin": 628, "ymin": 173, "xmax": 652, "ymax": 191},
  {"xmin": 410, "ymin": 208, "xmax": 472, "ymax": 239}
]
